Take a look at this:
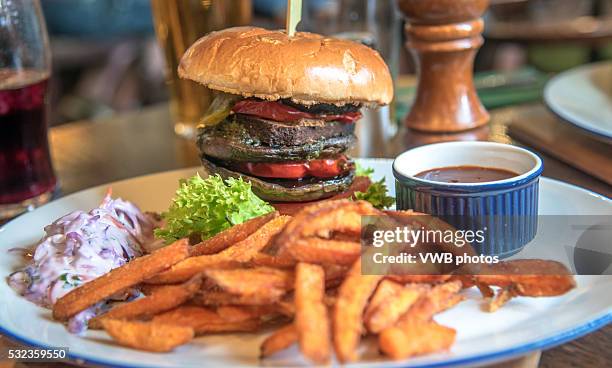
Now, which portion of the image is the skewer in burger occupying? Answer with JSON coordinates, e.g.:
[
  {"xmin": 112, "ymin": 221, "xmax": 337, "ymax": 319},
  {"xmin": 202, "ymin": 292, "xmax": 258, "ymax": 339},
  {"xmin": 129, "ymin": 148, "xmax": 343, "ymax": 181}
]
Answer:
[{"xmin": 179, "ymin": 27, "xmax": 393, "ymax": 210}]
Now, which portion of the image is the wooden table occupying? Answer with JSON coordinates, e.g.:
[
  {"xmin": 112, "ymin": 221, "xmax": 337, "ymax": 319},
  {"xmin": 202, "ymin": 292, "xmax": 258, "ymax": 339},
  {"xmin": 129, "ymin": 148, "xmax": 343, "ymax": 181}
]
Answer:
[{"xmin": 2, "ymin": 102, "xmax": 610, "ymax": 367}]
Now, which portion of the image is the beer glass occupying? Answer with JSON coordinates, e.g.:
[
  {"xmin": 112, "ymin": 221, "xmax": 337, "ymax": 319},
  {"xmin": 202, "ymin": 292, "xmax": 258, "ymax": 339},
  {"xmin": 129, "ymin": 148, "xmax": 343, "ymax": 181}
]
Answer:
[
  {"xmin": 151, "ymin": 0, "xmax": 251, "ymax": 139},
  {"xmin": 0, "ymin": 0, "xmax": 55, "ymax": 220}
]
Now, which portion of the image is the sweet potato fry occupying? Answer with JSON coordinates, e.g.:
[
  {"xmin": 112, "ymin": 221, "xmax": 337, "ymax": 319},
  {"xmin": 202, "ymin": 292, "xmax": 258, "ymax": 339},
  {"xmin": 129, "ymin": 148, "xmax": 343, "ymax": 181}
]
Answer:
[
  {"xmin": 152, "ymin": 305, "xmax": 218, "ymax": 324},
  {"xmin": 476, "ymin": 282, "xmax": 495, "ymax": 298},
  {"xmin": 295, "ymin": 263, "xmax": 331, "ymax": 364},
  {"xmin": 102, "ymin": 319, "xmax": 194, "ymax": 353},
  {"xmin": 194, "ymin": 289, "xmax": 285, "ymax": 306},
  {"xmin": 513, "ymin": 278, "xmax": 576, "ymax": 297},
  {"xmin": 449, "ymin": 273, "xmax": 475, "ymax": 288},
  {"xmin": 210, "ymin": 215, "xmax": 291, "ymax": 261},
  {"xmin": 147, "ymin": 216, "xmax": 291, "ymax": 284},
  {"xmin": 475, "ymin": 260, "xmax": 576, "ymax": 297},
  {"xmin": 139, "ymin": 283, "xmax": 178, "ymax": 296},
  {"xmin": 324, "ymin": 294, "xmax": 338, "ymax": 308},
  {"xmin": 476, "ymin": 259, "xmax": 572, "ymax": 277},
  {"xmin": 487, "ymin": 286, "xmax": 517, "ymax": 312},
  {"xmin": 386, "ymin": 274, "xmax": 452, "ymax": 284},
  {"xmin": 249, "ymin": 252, "xmax": 296, "ymax": 268},
  {"xmin": 333, "ymin": 259, "xmax": 383, "ymax": 363},
  {"xmin": 190, "ymin": 320, "xmax": 260, "ymax": 334},
  {"xmin": 396, "ymin": 281, "xmax": 463, "ymax": 326},
  {"xmin": 201, "ymin": 266, "xmax": 343, "ymax": 299},
  {"xmin": 323, "ymin": 265, "xmax": 349, "ymax": 290},
  {"xmin": 216, "ymin": 305, "xmax": 278, "ymax": 322},
  {"xmin": 53, "ymin": 239, "xmax": 190, "ymax": 320},
  {"xmin": 379, "ymin": 321, "xmax": 456, "ymax": 360},
  {"xmin": 190, "ymin": 212, "xmax": 278, "ymax": 256},
  {"xmin": 205, "ymin": 267, "xmax": 294, "ymax": 295},
  {"xmin": 274, "ymin": 200, "xmax": 380, "ymax": 248},
  {"xmin": 152, "ymin": 306, "xmax": 260, "ymax": 334},
  {"xmin": 443, "ymin": 294, "xmax": 466, "ymax": 311},
  {"xmin": 215, "ymin": 306, "xmax": 254, "ymax": 322},
  {"xmin": 286, "ymin": 238, "xmax": 361, "ymax": 265},
  {"xmin": 324, "ymin": 264, "xmax": 349, "ymax": 280},
  {"xmin": 275, "ymin": 300, "xmax": 295, "ymax": 317},
  {"xmin": 366, "ymin": 284, "xmax": 428, "ymax": 333},
  {"xmin": 260, "ymin": 324, "xmax": 298, "ymax": 358},
  {"xmin": 147, "ymin": 257, "xmax": 238, "ymax": 285},
  {"xmin": 385, "ymin": 210, "xmax": 478, "ymax": 259},
  {"xmin": 89, "ymin": 274, "xmax": 202, "ymax": 329},
  {"xmin": 364, "ymin": 279, "xmax": 404, "ymax": 323}
]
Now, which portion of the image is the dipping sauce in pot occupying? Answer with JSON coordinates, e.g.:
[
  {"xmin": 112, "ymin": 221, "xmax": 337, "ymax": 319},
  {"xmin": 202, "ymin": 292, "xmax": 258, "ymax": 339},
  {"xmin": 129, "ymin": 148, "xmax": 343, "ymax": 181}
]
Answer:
[{"xmin": 415, "ymin": 166, "xmax": 518, "ymax": 183}]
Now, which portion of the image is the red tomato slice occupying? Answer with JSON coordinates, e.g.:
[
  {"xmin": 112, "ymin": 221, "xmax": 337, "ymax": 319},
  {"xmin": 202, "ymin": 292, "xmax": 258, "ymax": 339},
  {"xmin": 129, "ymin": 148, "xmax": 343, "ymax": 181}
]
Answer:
[
  {"xmin": 237, "ymin": 156, "xmax": 350, "ymax": 179},
  {"xmin": 231, "ymin": 100, "xmax": 362, "ymax": 124}
]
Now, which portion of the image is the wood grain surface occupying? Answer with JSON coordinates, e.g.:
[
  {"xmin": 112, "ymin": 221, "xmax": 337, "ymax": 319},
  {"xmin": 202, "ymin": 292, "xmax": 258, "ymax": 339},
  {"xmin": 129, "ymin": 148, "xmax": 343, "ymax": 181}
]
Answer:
[
  {"xmin": 509, "ymin": 107, "xmax": 612, "ymax": 186},
  {"xmin": 0, "ymin": 102, "xmax": 609, "ymax": 367}
]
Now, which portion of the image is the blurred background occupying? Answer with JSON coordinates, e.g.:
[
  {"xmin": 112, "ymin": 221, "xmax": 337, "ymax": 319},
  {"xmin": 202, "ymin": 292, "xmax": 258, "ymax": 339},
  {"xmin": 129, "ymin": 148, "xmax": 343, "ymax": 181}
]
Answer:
[{"xmin": 41, "ymin": 0, "xmax": 612, "ymax": 126}]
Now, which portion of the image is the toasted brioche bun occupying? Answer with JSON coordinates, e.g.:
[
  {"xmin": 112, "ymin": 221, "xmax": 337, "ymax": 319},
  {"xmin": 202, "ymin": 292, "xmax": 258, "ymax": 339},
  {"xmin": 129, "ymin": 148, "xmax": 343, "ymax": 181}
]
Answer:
[{"xmin": 179, "ymin": 26, "xmax": 393, "ymax": 106}]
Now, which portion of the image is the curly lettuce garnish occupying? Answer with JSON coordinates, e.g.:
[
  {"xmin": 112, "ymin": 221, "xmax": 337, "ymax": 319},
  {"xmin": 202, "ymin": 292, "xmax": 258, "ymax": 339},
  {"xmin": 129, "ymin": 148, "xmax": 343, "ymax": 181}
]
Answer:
[
  {"xmin": 155, "ymin": 174, "xmax": 274, "ymax": 243},
  {"xmin": 355, "ymin": 163, "xmax": 375, "ymax": 178},
  {"xmin": 354, "ymin": 163, "xmax": 395, "ymax": 209},
  {"xmin": 354, "ymin": 179, "xmax": 395, "ymax": 209}
]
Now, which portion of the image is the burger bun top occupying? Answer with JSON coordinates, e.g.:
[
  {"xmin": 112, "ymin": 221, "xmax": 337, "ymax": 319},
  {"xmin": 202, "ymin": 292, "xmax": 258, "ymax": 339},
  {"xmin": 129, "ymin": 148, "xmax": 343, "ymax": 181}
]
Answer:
[{"xmin": 179, "ymin": 26, "xmax": 394, "ymax": 107}]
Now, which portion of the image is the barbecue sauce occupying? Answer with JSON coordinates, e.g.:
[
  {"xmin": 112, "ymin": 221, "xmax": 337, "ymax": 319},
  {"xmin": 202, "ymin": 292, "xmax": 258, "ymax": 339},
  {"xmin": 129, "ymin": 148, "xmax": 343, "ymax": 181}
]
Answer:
[{"xmin": 415, "ymin": 166, "xmax": 518, "ymax": 183}]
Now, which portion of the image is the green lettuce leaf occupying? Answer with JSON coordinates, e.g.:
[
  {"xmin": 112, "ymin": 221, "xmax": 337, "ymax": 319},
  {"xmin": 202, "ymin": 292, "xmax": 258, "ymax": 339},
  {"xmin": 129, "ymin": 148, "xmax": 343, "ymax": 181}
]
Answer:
[
  {"xmin": 353, "ymin": 164, "xmax": 395, "ymax": 209},
  {"xmin": 355, "ymin": 162, "xmax": 375, "ymax": 178},
  {"xmin": 155, "ymin": 174, "xmax": 274, "ymax": 243},
  {"xmin": 354, "ymin": 178, "xmax": 395, "ymax": 209}
]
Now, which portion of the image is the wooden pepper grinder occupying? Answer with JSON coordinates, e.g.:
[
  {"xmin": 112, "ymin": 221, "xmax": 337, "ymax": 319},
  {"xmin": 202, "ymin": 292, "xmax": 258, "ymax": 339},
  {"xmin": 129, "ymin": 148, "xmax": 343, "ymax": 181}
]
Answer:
[{"xmin": 398, "ymin": 0, "xmax": 490, "ymax": 132}]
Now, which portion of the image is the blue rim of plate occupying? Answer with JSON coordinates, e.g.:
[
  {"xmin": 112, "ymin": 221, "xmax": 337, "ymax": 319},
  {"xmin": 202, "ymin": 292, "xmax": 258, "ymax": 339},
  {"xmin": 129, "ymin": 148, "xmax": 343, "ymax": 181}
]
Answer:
[
  {"xmin": 0, "ymin": 174, "xmax": 610, "ymax": 367},
  {"xmin": 0, "ymin": 313, "xmax": 610, "ymax": 368},
  {"xmin": 543, "ymin": 62, "xmax": 612, "ymax": 144},
  {"xmin": 545, "ymin": 104, "xmax": 612, "ymax": 144}
]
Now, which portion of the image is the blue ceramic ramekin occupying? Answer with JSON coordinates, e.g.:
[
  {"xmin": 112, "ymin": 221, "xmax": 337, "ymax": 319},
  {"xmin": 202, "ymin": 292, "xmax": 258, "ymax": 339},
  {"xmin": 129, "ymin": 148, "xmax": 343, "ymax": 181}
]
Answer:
[{"xmin": 393, "ymin": 142, "xmax": 543, "ymax": 258}]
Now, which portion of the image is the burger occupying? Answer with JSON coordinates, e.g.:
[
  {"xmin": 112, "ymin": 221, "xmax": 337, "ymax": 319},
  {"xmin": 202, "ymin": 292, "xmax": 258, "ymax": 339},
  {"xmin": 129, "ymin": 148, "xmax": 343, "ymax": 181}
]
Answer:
[{"xmin": 179, "ymin": 27, "xmax": 393, "ymax": 210}]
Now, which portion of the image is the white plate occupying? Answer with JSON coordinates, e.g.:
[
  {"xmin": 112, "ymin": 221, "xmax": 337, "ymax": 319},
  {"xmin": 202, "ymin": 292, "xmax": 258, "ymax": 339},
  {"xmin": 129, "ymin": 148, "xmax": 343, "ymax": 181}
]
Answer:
[
  {"xmin": 544, "ymin": 61, "xmax": 612, "ymax": 143},
  {"xmin": 1, "ymin": 159, "xmax": 611, "ymax": 368}
]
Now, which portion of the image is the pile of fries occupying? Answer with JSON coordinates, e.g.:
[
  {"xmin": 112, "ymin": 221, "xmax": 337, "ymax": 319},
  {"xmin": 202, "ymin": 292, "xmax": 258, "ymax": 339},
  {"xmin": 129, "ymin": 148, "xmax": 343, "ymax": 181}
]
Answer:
[{"xmin": 52, "ymin": 200, "xmax": 576, "ymax": 363}]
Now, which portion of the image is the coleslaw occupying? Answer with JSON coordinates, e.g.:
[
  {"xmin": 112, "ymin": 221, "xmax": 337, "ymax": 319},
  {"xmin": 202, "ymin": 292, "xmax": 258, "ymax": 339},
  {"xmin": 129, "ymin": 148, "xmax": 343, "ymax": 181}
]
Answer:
[{"xmin": 7, "ymin": 193, "xmax": 160, "ymax": 332}]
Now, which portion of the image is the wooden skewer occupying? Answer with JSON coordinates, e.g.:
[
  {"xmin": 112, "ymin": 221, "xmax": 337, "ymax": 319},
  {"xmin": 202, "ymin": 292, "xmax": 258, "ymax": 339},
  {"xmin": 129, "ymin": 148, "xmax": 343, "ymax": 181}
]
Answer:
[{"xmin": 285, "ymin": 0, "xmax": 302, "ymax": 37}]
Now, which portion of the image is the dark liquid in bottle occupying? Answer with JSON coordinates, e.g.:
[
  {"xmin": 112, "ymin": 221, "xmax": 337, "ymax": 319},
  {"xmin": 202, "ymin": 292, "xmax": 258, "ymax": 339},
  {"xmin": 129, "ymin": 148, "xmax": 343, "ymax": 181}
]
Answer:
[{"xmin": 0, "ymin": 69, "xmax": 56, "ymax": 204}]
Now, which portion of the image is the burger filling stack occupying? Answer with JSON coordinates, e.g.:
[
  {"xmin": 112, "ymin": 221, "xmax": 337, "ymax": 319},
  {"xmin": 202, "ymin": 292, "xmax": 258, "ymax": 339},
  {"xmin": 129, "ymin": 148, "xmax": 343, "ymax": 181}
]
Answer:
[{"xmin": 178, "ymin": 27, "xmax": 393, "ymax": 204}]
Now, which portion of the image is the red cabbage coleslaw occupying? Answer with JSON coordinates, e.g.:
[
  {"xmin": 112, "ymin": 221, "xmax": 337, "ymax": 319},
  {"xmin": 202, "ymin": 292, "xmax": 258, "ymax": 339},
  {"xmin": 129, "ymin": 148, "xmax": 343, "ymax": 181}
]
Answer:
[{"xmin": 7, "ymin": 193, "xmax": 160, "ymax": 333}]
